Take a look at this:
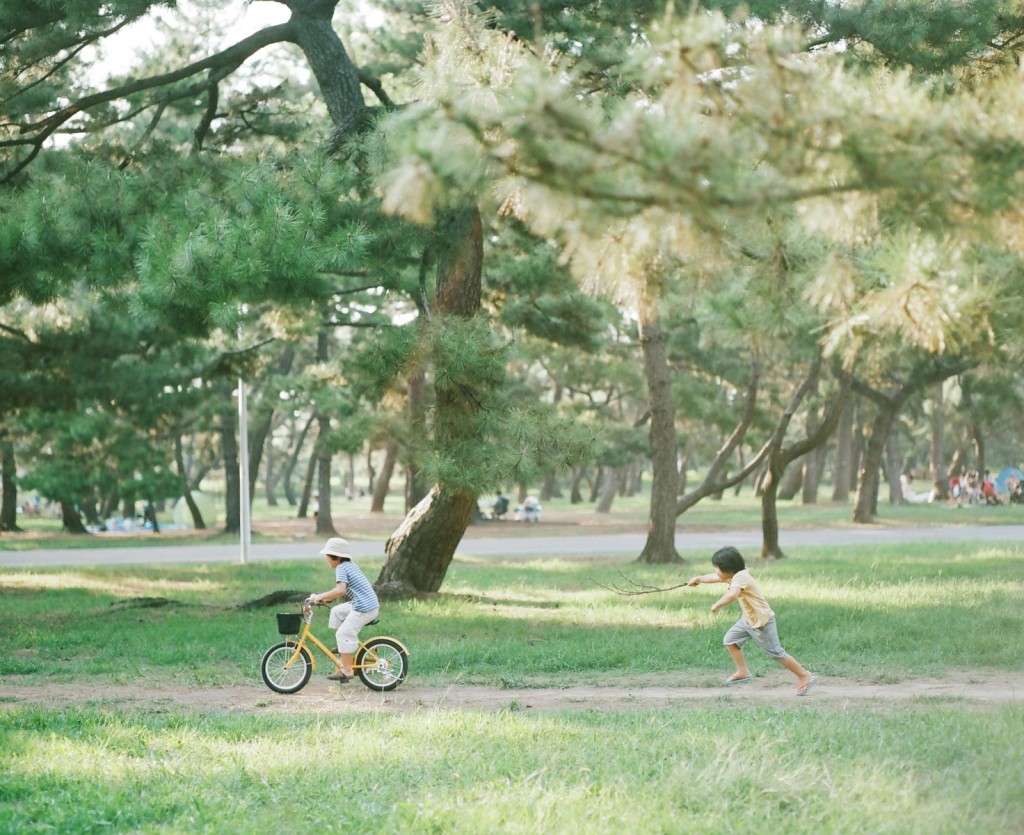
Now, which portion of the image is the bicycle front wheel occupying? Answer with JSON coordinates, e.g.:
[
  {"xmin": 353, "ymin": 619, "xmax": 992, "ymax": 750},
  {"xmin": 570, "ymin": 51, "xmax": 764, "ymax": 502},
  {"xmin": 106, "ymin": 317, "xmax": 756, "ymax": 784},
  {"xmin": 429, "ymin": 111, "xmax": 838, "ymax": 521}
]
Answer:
[
  {"xmin": 261, "ymin": 640, "xmax": 313, "ymax": 694},
  {"xmin": 355, "ymin": 638, "xmax": 408, "ymax": 691}
]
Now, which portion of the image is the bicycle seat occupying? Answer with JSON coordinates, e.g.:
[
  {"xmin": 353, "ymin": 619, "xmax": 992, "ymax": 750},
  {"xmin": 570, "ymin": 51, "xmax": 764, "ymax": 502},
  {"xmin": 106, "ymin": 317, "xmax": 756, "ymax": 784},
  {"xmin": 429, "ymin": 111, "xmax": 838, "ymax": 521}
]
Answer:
[{"xmin": 367, "ymin": 617, "xmax": 380, "ymax": 626}]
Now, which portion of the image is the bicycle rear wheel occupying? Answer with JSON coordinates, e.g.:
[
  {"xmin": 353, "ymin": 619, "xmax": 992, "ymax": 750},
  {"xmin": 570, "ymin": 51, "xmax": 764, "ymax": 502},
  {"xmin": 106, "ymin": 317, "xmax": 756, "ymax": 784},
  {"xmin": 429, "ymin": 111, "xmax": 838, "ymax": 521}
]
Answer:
[
  {"xmin": 355, "ymin": 638, "xmax": 408, "ymax": 691},
  {"xmin": 261, "ymin": 640, "xmax": 312, "ymax": 694}
]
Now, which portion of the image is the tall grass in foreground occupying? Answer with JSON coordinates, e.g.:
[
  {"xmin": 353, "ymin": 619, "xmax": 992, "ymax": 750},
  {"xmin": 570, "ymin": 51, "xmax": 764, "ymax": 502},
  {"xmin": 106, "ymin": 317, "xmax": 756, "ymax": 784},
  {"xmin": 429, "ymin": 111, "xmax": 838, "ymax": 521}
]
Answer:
[{"xmin": 1, "ymin": 704, "xmax": 1020, "ymax": 833}]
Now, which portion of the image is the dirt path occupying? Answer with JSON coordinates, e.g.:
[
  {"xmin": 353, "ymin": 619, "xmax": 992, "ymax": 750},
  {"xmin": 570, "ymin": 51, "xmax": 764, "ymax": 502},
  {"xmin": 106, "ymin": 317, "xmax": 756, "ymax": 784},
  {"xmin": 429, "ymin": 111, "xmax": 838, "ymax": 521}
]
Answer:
[{"xmin": 2, "ymin": 672, "xmax": 1021, "ymax": 715}]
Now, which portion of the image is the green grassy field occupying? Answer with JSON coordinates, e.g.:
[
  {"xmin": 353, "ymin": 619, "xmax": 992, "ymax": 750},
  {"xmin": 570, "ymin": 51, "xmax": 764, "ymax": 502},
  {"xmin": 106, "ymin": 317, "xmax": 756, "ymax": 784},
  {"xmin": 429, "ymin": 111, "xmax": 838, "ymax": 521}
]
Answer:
[{"xmin": 1, "ymin": 538, "xmax": 1022, "ymax": 832}]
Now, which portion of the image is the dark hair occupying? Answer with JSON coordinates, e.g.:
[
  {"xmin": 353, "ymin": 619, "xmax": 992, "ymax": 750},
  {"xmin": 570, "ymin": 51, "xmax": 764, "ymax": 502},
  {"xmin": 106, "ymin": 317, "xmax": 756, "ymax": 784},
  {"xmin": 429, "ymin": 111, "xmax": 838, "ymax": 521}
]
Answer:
[{"xmin": 711, "ymin": 546, "xmax": 746, "ymax": 575}]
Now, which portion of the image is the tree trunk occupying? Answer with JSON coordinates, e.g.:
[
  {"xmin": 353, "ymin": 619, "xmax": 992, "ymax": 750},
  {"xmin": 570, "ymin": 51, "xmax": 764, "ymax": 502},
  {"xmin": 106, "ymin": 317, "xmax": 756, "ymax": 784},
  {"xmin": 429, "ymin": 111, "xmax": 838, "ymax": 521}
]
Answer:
[
  {"xmin": 849, "ymin": 398, "xmax": 864, "ymax": 494},
  {"xmin": 800, "ymin": 375, "xmax": 821, "ymax": 504},
  {"xmin": 885, "ymin": 426, "xmax": 903, "ymax": 504},
  {"xmin": 175, "ymin": 433, "xmax": 206, "ymax": 529},
  {"xmin": 299, "ymin": 437, "xmax": 318, "ymax": 518},
  {"xmin": 376, "ymin": 206, "xmax": 484, "ymax": 595},
  {"xmin": 852, "ymin": 399, "xmax": 898, "ymax": 522},
  {"xmin": 405, "ymin": 368, "xmax": 429, "ymax": 511},
  {"xmin": 830, "ymin": 398, "xmax": 854, "ymax": 502},
  {"xmin": 371, "ymin": 440, "xmax": 399, "ymax": 512},
  {"xmin": 637, "ymin": 307, "xmax": 680, "ymax": 564},
  {"xmin": 760, "ymin": 468, "xmax": 782, "ymax": 559},
  {"xmin": 930, "ymin": 382, "xmax": 944, "ymax": 483},
  {"xmin": 60, "ymin": 497, "xmax": 88, "ymax": 534},
  {"xmin": 570, "ymin": 466, "xmax": 587, "ymax": 503},
  {"xmin": 850, "ymin": 359, "xmax": 972, "ymax": 523},
  {"xmin": 221, "ymin": 383, "xmax": 241, "ymax": 535},
  {"xmin": 776, "ymin": 463, "xmax": 803, "ymax": 500},
  {"xmin": 315, "ymin": 416, "xmax": 337, "ymax": 536},
  {"xmin": 761, "ymin": 354, "xmax": 852, "ymax": 559},
  {"xmin": 377, "ymin": 483, "xmax": 476, "ymax": 595},
  {"xmin": 0, "ymin": 437, "xmax": 20, "ymax": 532},
  {"xmin": 284, "ymin": 414, "xmax": 314, "ymax": 507},
  {"xmin": 596, "ymin": 467, "xmax": 619, "ymax": 513},
  {"xmin": 265, "ymin": 441, "xmax": 279, "ymax": 506},
  {"xmin": 589, "ymin": 465, "xmax": 603, "ymax": 503}
]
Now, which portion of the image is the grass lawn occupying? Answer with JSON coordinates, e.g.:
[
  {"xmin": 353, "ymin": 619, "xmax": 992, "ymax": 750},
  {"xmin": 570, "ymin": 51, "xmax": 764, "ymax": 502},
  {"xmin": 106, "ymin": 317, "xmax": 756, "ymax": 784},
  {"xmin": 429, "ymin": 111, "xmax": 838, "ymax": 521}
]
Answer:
[{"xmin": 1, "ymin": 539, "xmax": 1022, "ymax": 833}]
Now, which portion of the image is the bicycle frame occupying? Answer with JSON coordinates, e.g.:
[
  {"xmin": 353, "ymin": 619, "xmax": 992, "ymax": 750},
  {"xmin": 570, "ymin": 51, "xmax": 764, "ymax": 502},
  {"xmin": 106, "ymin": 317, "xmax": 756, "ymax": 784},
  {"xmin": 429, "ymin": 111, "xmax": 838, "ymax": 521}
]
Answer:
[{"xmin": 282, "ymin": 602, "xmax": 408, "ymax": 676}]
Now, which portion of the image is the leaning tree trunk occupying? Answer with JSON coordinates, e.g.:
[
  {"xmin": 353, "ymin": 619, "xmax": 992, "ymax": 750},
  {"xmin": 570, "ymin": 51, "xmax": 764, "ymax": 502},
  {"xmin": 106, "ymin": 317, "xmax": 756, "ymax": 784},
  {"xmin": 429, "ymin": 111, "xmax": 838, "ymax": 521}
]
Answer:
[
  {"xmin": 377, "ymin": 206, "xmax": 484, "ymax": 596},
  {"xmin": 175, "ymin": 433, "xmax": 206, "ymax": 529},
  {"xmin": 377, "ymin": 483, "xmax": 477, "ymax": 595},
  {"xmin": 637, "ymin": 300, "xmax": 680, "ymax": 564},
  {"xmin": 60, "ymin": 497, "xmax": 88, "ymax": 534},
  {"xmin": 370, "ymin": 439, "xmax": 399, "ymax": 512},
  {"xmin": 761, "ymin": 355, "xmax": 852, "ymax": 559}
]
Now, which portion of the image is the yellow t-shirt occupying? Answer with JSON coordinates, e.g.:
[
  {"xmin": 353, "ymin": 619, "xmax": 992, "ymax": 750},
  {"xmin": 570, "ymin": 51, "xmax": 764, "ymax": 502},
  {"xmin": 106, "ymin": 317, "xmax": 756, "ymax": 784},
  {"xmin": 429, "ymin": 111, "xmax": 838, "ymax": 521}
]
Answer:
[{"xmin": 730, "ymin": 569, "xmax": 775, "ymax": 628}]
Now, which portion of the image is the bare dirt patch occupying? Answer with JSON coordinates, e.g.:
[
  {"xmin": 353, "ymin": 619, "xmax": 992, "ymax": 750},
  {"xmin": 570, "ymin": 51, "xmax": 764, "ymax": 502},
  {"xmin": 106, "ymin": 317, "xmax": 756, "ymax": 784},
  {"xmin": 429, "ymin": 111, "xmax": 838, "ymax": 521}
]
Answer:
[{"xmin": 2, "ymin": 672, "xmax": 1020, "ymax": 716}]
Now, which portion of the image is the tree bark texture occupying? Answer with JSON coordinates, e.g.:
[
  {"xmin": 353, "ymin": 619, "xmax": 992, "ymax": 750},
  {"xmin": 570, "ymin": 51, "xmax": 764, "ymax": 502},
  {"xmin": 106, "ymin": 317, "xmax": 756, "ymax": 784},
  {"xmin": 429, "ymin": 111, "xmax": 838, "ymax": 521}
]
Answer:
[
  {"xmin": 377, "ymin": 483, "xmax": 477, "ymax": 595},
  {"xmin": 637, "ymin": 308, "xmax": 680, "ymax": 563}
]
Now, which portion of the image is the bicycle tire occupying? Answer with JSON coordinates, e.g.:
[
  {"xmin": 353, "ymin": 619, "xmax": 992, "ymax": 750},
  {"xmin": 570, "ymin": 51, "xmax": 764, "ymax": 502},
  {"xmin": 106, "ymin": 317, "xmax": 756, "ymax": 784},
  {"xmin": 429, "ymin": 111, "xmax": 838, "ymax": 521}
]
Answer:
[
  {"xmin": 355, "ymin": 638, "xmax": 408, "ymax": 691},
  {"xmin": 261, "ymin": 640, "xmax": 313, "ymax": 694}
]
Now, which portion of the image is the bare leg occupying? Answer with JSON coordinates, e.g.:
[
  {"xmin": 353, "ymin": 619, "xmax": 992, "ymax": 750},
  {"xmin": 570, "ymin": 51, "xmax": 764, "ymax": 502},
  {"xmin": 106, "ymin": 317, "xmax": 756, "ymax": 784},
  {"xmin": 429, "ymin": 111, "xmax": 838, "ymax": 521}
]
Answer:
[
  {"xmin": 778, "ymin": 655, "xmax": 814, "ymax": 692},
  {"xmin": 725, "ymin": 644, "xmax": 750, "ymax": 681},
  {"xmin": 339, "ymin": 652, "xmax": 355, "ymax": 677}
]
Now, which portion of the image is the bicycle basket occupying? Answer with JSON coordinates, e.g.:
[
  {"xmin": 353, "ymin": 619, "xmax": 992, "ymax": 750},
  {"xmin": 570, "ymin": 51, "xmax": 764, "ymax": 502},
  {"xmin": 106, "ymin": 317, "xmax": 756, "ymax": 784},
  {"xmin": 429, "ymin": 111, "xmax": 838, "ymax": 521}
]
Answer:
[{"xmin": 276, "ymin": 613, "xmax": 302, "ymax": 635}]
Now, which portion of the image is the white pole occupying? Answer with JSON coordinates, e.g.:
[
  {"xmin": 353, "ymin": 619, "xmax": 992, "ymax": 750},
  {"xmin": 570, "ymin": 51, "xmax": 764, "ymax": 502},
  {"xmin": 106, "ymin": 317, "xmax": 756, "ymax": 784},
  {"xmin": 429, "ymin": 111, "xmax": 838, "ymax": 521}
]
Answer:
[{"xmin": 238, "ymin": 377, "xmax": 252, "ymax": 565}]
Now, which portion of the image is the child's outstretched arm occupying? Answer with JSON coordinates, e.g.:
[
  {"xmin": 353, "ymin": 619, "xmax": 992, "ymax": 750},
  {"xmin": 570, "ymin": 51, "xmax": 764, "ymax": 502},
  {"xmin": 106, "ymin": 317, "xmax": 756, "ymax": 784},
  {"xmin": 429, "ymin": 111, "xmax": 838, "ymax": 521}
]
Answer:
[
  {"xmin": 710, "ymin": 587, "xmax": 740, "ymax": 613},
  {"xmin": 686, "ymin": 572, "xmax": 723, "ymax": 586}
]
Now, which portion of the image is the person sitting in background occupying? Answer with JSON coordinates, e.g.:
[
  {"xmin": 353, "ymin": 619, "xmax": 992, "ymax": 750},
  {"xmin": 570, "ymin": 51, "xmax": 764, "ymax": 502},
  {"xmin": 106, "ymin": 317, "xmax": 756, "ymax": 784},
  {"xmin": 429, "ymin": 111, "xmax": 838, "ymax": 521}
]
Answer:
[
  {"xmin": 491, "ymin": 491, "xmax": 509, "ymax": 520},
  {"xmin": 982, "ymin": 471, "xmax": 1002, "ymax": 505},
  {"xmin": 516, "ymin": 496, "xmax": 542, "ymax": 522},
  {"xmin": 949, "ymin": 472, "xmax": 963, "ymax": 504},
  {"xmin": 900, "ymin": 473, "xmax": 930, "ymax": 504}
]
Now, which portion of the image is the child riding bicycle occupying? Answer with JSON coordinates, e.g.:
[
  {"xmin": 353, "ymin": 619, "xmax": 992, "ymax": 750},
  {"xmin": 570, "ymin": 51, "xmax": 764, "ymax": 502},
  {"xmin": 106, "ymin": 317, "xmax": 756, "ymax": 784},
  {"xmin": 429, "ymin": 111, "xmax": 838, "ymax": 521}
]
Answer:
[{"xmin": 309, "ymin": 537, "xmax": 380, "ymax": 682}]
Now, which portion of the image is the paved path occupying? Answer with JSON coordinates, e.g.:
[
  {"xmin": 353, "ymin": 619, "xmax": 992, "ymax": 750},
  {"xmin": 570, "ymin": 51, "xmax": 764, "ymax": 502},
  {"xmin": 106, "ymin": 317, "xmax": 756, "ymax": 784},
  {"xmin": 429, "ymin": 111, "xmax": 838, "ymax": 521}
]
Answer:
[{"xmin": 1, "ymin": 524, "xmax": 1021, "ymax": 568}]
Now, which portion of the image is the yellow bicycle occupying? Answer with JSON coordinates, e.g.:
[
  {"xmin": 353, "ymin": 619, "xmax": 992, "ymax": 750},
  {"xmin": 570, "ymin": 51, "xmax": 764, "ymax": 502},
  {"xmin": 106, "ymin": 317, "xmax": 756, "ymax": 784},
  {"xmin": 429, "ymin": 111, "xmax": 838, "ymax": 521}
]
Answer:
[{"xmin": 260, "ymin": 598, "xmax": 409, "ymax": 694}]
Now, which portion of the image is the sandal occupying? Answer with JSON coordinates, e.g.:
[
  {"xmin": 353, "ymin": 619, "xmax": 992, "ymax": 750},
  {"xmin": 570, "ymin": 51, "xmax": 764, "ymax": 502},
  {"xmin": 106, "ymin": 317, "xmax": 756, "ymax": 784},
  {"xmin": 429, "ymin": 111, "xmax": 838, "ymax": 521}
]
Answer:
[{"xmin": 326, "ymin": 670, "xmax": 352, "ymax": 682}]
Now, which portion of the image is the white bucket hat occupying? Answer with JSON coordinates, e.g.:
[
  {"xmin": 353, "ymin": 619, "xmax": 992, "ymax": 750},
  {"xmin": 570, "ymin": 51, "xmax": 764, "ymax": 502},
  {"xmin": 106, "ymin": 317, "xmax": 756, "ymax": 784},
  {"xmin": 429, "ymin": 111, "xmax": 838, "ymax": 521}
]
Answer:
[{"xmin": 318, "ymin": 537, "xmax": 352, "ymax": 558}]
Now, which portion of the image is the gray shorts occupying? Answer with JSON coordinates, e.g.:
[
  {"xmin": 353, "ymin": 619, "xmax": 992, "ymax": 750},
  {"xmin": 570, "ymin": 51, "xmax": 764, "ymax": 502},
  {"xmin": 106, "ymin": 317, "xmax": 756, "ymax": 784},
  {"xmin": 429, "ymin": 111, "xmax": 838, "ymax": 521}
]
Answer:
[{"xmin": 723, "ymin": 618, "xmax": 788, "ymax": 660}]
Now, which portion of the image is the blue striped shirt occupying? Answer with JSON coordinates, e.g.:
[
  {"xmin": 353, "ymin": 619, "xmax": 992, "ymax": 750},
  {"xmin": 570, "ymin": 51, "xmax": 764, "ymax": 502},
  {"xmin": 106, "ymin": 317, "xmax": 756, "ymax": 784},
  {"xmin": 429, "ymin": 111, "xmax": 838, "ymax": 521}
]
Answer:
[{"xmin": 335, "ymin": 560, "xmax": 379, "ymax": 612}]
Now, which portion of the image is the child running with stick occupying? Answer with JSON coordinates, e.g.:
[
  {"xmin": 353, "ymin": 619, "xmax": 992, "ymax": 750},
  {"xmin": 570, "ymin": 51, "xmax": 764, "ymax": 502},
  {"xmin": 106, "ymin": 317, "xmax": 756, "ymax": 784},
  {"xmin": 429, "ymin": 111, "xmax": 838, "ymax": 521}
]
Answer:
[{"xmin": 687, "ymin": 546, "xmax": 817, "ymax": 696}]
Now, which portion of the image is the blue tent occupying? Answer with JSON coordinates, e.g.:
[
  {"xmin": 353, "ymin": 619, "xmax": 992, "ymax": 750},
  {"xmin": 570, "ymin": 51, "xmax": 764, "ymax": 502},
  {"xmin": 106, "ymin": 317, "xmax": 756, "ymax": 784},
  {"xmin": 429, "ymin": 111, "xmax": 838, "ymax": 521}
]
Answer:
[{"xmin": 995, "ymin": 466, "xmax": 1024, "ymax": 494}]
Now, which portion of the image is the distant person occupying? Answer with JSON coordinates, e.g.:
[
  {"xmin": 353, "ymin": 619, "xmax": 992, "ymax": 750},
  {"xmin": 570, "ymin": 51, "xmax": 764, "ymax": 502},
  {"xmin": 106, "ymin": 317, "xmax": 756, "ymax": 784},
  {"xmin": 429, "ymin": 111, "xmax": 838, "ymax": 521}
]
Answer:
[
  {"xmin": 949, "ymin": 472, "xmax": 963, "ymax": 506},
  {"xmin": 982, "ymin": 471, "xmax": 1001, "ymax": 505},
  {"xmin": 516, "ymin": 495, "xmax": 542, "ymax": 522},
  {"xmin": 309, "ymin": 537, "xmax": 380, "ymax": 682},
  {"xmin": 491, "ymin": 491, "xmax": 509, "ymax": 520},
  {"xmin": 686, "ymin": 546, "xmax": 817, "ymax": 696}
]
